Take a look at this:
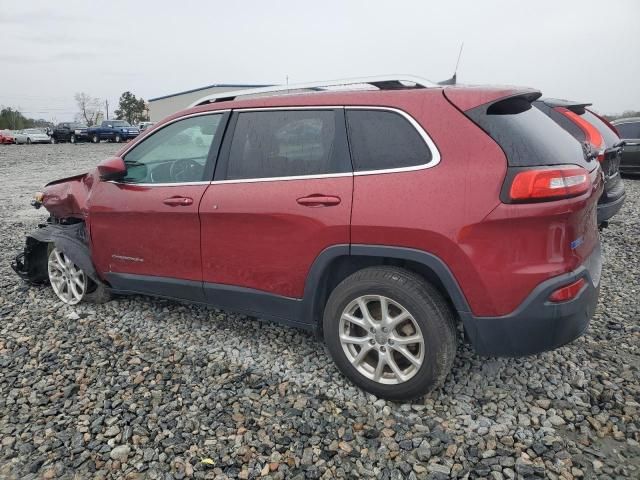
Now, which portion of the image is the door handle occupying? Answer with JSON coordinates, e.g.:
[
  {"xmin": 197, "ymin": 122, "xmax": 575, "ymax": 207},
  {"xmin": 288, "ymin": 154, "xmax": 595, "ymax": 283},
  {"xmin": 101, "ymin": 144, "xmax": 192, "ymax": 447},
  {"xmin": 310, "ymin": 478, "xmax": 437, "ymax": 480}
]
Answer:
[
  {"xmin": 163, "ymin": 196, "xmax": 193, "ymax": 206},
  {"xmin": 296, "ymin": 195, "xmax": 341, "ymax": 207}
]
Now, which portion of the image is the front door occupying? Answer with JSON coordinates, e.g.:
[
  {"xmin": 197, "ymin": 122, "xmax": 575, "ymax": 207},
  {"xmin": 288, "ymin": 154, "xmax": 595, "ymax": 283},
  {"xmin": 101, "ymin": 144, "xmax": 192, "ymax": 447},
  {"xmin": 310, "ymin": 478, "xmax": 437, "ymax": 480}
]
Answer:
[
  {"xmin": 88, "ymin": 112, "xmax": 228, "ymax": 300},
  {"xmin": 199, "ymin": 108, "xmax": 353, "ymax": 303}
]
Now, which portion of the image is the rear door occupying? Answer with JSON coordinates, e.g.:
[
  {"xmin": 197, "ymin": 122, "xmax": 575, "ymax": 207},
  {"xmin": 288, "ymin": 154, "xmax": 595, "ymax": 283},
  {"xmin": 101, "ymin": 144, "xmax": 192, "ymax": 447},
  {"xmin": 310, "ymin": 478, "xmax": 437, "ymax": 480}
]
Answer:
[{"xmin": 199, "ymin": 108, "xmax": 352, "ymax": 301}]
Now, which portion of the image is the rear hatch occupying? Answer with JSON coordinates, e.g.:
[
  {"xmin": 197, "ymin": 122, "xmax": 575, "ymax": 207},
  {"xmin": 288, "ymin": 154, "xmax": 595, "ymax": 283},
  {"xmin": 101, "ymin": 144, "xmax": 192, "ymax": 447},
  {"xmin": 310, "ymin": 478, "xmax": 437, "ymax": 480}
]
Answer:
[{"xmin": 443, "ymin": 87, "xmax": 603, "ymax": 302}]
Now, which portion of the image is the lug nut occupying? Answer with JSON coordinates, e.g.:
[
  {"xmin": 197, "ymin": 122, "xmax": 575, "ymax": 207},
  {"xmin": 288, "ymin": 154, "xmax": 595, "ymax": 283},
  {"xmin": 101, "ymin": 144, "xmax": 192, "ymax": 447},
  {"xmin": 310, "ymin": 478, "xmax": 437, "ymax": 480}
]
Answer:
[
  {"xmin": 380, "ymin": 346, "xmax": 386, "ymax": 352},
  {"xmin": 370, "ymin": 328, "xmax": 376, "ymax": 334},
  {"xmin": 381, "ymin": 327, "xmax": 388, "ymax": 333},
  {"xmin": 388, "ymin": 339, "xmax": 394, "ymax": 346},
  {"xmin": 369, "ymin": 339, "xmax": 375, "ymax": 345}
]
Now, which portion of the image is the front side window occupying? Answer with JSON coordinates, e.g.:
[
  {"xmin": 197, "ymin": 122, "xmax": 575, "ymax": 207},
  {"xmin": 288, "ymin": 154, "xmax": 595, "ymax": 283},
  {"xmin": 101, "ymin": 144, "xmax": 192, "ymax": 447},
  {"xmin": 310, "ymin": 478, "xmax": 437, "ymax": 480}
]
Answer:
[
  {"xmin": 110, "ymin": 120, "xmax": 131, "ymax": 127},
  {"xmin": 224, "ymin": 110, "xmax": 346, "ymax": 180},
  {"xmin": 346, "ymin": 110, "xmax": 432, "ymax": 171},
  {"xmin": 616, "ymin": 122, "xmax": 640, "ymax": 139},
  {"xmin": 123, "ymin": 114, "xmax": 223, "ymax": 184}
]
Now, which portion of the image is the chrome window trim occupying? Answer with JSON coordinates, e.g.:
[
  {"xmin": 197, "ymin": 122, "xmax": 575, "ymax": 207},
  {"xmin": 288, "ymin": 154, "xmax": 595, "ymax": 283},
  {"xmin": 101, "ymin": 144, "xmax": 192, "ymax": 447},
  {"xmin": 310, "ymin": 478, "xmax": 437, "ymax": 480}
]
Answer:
[
  {"xmin": 108, "ymin": 106, "xmax": 441, "ymax": 187},
  {"xmin": 210, "ymin": 106, "xmax": 440, "ymax": 184},
  {"xmin": 346, "ymin": 106, "xmax": 441, "ymax": 176}
]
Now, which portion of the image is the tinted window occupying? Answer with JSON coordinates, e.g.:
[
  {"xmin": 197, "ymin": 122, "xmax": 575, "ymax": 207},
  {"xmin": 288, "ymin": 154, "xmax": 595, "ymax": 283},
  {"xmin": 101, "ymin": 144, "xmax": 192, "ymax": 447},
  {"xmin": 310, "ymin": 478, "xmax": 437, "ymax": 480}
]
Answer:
[
  {"xmin": 346, "ymin": 110, "xmax": 431, "ymax": 171},
  {"xmin": 468, "ymin": 98, "xmax": 589, "ymax": 168},
  {"xmin": 616, "ymin": 122, "xmax": 640, "ymax": 139},
  {"xmin": 225, "ymin": 110, "xmax": 346, "ymax": 179},
  {"xmin": 123, "ymin": 114, "xmax": 223, "ymax": 184}
]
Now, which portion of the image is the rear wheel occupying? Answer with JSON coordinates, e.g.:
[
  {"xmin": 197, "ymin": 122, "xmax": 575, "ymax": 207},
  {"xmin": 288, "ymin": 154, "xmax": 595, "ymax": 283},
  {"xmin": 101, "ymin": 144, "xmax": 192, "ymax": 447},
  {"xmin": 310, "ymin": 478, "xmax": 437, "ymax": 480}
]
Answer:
[
  {"xmin": 47, "ymin": 246, "xmax": 111, "ymax": 305},
  {"xmin": 323, "ymin": 266, "xmax": 457, "ymax": 401},
  {"xmin": 114, "ymin": 134, "xmax": 121, "ymax": 143},
  {"xmin": 92, "ymin": 134, "xmax": 99, "ymax": 143},
  {"xmin": 50, "ymin": 137, "xmax": 56, "ymax": 144},
  {"xmin": 69, "ymin": 134, "xmax": 76, "ymax": 144}
]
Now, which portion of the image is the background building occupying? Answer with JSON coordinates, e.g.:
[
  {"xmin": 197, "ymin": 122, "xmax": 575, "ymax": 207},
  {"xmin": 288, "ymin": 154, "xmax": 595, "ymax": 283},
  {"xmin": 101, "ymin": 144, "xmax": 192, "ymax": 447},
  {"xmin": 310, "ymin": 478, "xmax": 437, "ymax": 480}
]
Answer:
[{"xmin": 148, "ymin": 83, "xmax": 271, "ymax": 121}]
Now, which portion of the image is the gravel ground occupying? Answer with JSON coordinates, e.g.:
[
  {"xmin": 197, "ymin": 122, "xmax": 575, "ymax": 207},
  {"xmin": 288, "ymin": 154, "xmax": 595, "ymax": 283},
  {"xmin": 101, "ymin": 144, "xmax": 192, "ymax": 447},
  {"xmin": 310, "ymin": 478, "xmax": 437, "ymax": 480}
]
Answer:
[{"xmin": 0, "ymin": 143, "xmax": 639, "ymax": 480}]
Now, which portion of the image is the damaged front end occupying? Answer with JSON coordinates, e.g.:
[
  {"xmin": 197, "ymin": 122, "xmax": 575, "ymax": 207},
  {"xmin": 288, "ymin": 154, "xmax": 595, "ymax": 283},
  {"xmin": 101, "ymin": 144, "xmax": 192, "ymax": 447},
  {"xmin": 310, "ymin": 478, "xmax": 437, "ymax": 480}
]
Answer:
[{"xmin": 12, "ymin": 169, "xmax": 104, "ymax": 287}]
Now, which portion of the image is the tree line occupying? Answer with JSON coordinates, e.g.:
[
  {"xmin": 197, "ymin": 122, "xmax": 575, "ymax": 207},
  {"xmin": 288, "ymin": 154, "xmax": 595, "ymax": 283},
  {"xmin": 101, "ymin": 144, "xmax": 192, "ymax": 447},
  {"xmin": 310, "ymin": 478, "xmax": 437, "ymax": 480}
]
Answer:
[
  {"xmin": 1, "ymin": 91, "xmax": 150, "ymax": 130},
  {"xmin": 0, "ymin": 108, "xmax": 52, "ymax": 130},
  {"xmin": 76, "ymin": 91, "xmax": 149, "ymax": 126}
]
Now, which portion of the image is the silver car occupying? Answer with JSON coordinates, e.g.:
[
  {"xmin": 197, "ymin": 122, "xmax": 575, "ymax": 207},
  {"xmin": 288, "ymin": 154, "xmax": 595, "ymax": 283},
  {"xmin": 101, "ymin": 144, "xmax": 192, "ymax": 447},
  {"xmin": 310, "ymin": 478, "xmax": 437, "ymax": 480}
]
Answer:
[{"xmin": 15, "ymin": 128, "xmax": 50, "ymax": 144}]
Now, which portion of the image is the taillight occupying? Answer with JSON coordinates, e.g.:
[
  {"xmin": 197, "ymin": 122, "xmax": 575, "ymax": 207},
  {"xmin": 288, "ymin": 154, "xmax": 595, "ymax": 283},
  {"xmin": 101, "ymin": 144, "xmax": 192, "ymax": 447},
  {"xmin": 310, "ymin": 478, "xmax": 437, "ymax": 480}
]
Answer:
[
  {"xmin": 508, "ymin": 165, "xmax": 591, "ymax": 202},
  {"xmin": 554, "ymin": 107, "xmax": 605, "ymax": 161},
  {"xmin": 549, "ymin": 278, "xmax": 586, "ymax": 302}
]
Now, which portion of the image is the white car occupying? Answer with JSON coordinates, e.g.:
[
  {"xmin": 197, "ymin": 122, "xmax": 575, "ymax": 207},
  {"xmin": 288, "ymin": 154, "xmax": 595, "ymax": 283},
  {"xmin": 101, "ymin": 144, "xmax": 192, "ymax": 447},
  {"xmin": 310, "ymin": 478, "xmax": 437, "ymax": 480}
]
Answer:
[{"xmin": 15, "ymin": 128, "xmax": 50, "ymax": 144}]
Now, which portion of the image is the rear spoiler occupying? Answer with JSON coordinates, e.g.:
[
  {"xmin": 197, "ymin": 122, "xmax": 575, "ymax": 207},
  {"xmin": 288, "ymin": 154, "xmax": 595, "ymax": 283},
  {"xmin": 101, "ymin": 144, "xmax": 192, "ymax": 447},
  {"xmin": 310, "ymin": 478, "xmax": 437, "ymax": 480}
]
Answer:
[
  {"xmin": 539, "ymin": 98, "xmax": 592, "ymax": 114},
  {"xmin": 443, "ymin": 86, "xmax": 541, "ymax": 112}
]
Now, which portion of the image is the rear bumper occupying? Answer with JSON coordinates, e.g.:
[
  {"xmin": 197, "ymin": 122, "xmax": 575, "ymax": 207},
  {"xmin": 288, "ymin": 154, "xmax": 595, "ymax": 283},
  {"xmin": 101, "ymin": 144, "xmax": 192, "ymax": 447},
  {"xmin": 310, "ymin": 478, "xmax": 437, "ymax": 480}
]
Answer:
[
  {"xmin": 597, "ymin": 191, "xmax": 625, "ymax": 224},
  {"xmin": 461, "ymin": 242, "xmax": 602, "ymax": 356}
]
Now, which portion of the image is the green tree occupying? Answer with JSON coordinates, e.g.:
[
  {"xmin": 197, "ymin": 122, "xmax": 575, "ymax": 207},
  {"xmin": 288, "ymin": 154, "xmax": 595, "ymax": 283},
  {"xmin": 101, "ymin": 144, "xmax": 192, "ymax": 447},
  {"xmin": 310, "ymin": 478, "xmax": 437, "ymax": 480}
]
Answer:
[
  {"xmin": 0, "ymin": 107, "xmax": 36, "ymax": 129},
  {"xmin": 114, "ymin": 91, "xmax": 149, "ymax": 125}
]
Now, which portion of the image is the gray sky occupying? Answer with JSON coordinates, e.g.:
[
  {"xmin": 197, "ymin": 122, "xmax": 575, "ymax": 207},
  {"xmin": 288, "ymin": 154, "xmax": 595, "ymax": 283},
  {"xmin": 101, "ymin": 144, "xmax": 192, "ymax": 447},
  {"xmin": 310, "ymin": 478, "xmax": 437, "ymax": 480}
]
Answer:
[{"xmin": 1, "ymin": 0, "xmax": 639, "ymax": 122}]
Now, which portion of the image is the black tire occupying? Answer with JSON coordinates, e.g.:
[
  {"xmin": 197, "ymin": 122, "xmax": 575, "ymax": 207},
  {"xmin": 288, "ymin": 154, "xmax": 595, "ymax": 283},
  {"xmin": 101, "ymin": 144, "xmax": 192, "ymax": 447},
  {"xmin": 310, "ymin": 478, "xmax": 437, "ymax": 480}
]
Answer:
[
  {"xmin": 92, "ymin": 134, "xmax": 99, "ymax": 143},
  {"xmin": 323, "ymin": 266, "xmax": 457, "ymax": 401},
  {"xmin": 114, "ymin": 134, "xmax": 121, "ymax": 143},
  {"xmin": 70, "ymin": 134, "xmax": 76, "ymax": 144},
  {"xmin": 50, "ymin": 137, "xmax": 56, "ymax": 144},
  {"xmin": 27, "ymin": 138, "xmax": 32, "ymax": 145}
]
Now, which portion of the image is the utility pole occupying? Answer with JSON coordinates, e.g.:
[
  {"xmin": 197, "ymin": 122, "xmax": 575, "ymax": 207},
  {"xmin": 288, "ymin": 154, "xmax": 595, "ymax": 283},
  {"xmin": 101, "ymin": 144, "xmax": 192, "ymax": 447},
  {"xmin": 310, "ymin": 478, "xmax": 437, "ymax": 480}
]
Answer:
[{"xmin": 105, "ymin": 100, "xmax": 109, "ymax": 120}]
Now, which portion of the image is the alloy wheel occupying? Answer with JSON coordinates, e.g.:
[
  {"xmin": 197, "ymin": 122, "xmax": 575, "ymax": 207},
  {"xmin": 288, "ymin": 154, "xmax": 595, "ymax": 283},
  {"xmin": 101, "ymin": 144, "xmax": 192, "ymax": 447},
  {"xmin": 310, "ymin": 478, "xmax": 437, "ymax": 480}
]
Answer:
[
  {"xmin": 339, "ymin": 295, "xmax": 424, "ymax": 385},
  {"xmin": 47, "ymin": 248, "xmax": 87, "ymax": 305}
]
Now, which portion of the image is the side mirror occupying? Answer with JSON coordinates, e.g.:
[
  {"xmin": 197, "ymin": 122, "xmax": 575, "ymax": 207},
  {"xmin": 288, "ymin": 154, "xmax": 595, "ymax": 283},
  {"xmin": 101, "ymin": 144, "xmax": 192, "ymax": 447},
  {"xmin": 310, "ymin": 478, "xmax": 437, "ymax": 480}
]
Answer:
[{"xmin": 97, "ymin": 156, "xmax": 126, "ymax": 181}]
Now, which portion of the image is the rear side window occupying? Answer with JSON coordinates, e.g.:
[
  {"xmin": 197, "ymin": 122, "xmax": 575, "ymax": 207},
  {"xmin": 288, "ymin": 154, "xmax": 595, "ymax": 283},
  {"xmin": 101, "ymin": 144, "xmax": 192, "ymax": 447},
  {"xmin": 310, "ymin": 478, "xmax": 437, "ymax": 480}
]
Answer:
[
  {"xmin": 467, "ymin": 98, "xmax": 588, "ymax": 168},
  {"xmin": 224, "ymin": 110, "xmax": 348, "ymax": 180},
  {"xmin": 346, "ymin": 110, "xmax": 431, "ymax": 171},
  {"xmin": 616, "ymin": 122, "xmax": 640, "ymax": 139}
]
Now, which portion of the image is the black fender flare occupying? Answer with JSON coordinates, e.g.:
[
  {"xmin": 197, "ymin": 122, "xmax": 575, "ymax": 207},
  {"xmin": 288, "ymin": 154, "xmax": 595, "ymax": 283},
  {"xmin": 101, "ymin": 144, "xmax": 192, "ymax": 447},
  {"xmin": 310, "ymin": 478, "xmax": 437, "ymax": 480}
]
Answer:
[
  {"xmin": 24, "ymin": 223, "xmax": 103, "ymax": 284},
  {"xmin": 302, "ymin": 244, "xmax": 471, "ymax": 328}
]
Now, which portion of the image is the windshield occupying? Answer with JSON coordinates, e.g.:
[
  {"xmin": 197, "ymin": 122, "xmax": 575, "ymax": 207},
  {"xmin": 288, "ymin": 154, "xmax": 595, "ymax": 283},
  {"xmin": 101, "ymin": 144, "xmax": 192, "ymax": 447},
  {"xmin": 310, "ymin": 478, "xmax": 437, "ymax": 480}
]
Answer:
[
  {"xmin": 70, "ymin": 123, "xmax": 87, "ymax": 129},
  {"xmin": 111, "ymin": 120, "xmax": 131, "ymax": 127}
]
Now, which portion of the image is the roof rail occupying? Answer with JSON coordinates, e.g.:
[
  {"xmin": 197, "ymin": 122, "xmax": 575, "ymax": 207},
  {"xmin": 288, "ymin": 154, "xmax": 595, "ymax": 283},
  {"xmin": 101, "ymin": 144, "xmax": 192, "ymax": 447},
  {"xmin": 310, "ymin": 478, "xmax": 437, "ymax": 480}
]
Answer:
[{"xmin": 189, "ymin": 75, "xmax": 436, "ymax": 107}]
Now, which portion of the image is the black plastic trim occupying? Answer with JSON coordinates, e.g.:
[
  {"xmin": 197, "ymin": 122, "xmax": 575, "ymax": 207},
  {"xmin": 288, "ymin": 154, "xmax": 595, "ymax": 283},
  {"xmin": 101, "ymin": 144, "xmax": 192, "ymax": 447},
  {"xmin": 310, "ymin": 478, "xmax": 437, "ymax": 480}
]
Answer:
[{"xmin": 461, "ymin": 242, "xmax": 602, "ymax": 357}]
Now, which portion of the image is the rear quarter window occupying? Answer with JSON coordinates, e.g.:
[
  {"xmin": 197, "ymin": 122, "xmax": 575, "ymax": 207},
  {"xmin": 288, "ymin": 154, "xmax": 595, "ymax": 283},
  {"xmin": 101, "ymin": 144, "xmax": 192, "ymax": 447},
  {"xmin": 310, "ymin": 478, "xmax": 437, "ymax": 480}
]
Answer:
[{"xmin": 346, "ymin": 110, "xmax": 432, "ymax": 172}]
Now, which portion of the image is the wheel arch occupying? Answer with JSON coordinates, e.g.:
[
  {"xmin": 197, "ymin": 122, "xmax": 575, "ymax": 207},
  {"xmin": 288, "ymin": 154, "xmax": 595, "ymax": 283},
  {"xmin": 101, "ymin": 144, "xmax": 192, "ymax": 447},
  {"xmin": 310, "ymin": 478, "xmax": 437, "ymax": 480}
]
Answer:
[{"xmin": 303, "ymin": 245, "xmax": 470, "ymax": 332}]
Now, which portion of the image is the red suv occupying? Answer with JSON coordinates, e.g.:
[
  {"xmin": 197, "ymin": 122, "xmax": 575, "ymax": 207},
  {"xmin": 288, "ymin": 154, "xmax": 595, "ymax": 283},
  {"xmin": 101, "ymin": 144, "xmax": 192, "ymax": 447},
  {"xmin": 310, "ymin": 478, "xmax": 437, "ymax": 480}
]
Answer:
[{"xmin": 13, "ymin": 77, "xmax": 603, "ymax": 400}]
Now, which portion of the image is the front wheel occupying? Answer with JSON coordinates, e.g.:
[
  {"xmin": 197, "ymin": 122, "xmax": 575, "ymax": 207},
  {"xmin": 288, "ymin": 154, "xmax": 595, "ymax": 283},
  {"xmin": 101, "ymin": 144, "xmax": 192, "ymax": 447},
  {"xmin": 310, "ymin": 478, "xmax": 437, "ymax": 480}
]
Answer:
[
  {"xmin": 323, "ymin": 266, "xmax": 457, "ymax": 401},
  {"xmin": 47, "ymin": 246, "xmax": 111, "ymax": 305},
  {"xmin": 50, "ymin": 137, "xmax": 56, "ymax": 144},
  {"xmin": 114, "ymin": 134, "xmax": 121, "ymax": 143},
  {"xmin": 69, "ymin": 134, "xmax": 76, "ymax": 144},
  {"xmin": 91, "ymin": 134, "xmax": 99, "ymax": 143}
]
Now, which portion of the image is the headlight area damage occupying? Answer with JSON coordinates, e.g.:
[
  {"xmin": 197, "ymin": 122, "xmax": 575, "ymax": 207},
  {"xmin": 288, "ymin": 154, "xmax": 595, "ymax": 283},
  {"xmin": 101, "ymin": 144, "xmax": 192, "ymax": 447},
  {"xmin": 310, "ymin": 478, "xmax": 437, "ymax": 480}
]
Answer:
[
  {"xmin": 11, "ymin": 169, "xmax": 110, "ymax": 303},
  {"xmin": 12, "ymin": 221, "xmax": 100, "ymax": 285}
]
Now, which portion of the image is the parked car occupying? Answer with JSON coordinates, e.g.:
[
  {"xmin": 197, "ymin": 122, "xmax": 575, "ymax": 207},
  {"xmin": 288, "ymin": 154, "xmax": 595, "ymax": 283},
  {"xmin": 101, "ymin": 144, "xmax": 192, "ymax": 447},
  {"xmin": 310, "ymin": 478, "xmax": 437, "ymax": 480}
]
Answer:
[
  {"xmin": 14, "ymin": 128, "xmax": 50, "ymax": 144},
  {"xmin": 138, "ymin": 121, "xmax": 155, "ymax": 131},
  {"xmin": 51, "ymin": 123, "xmax": 89, "ymax": 144},
  {"xmin": 0, "ymin": 130, "xmax": 15, "ymax": 144},
  {"xmin": 534, "ymin": 99, "xmax": 625, "ymax": 225},
  {"xmin": 12, "ymin": 77, "xmax": 604, "ymax": 400},
  {"xmin": 88, "ymin": 120, "xmax": 140, "ymax": 143},
  {"xmin": 612, "ymin": 117, "xmax": 640, "ymax": 175}
]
